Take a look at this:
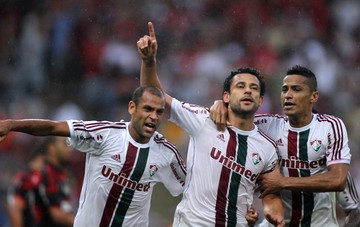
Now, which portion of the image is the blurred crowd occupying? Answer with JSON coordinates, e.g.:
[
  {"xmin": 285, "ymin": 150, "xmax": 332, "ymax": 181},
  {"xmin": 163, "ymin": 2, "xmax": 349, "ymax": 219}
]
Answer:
[{"xmin": 0, "ymin": 0, "xmax": 359, "ymax": 226}]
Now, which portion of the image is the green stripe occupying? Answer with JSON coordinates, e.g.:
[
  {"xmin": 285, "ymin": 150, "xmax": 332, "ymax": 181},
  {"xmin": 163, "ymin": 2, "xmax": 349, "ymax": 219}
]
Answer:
[
  {"xmin": 111, "ymin": 147, "xmax": 149, "ymax": 226},
  {"xmin": 299, "ymin": 130, "xmax": 314, "ymax": 227},
  {"xmin": 227, "ymin": 135, "xmax": 248, "ymax": 226}
]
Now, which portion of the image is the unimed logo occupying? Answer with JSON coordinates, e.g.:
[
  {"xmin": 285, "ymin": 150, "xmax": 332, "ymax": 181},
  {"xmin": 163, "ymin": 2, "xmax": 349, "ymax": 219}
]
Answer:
[{"xmin": 101, "ymin": 165, "xmax": 150, "ymax": 192}]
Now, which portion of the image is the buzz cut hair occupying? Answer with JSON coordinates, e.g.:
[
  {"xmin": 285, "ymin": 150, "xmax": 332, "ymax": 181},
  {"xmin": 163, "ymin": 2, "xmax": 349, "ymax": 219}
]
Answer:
[{"xmin": 132, "ymin": 85, "xmax": 165, "ymax": 106}]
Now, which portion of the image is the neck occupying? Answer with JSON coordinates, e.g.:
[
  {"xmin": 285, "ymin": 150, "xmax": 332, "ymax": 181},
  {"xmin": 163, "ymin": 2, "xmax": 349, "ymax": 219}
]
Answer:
[
  {"xmin": 128, "ymin": 123, "xmax": 149, "ymax": 144},
  {"xmin": 289, "ymin": 113, "xmax": 313, "ymax": 128},
  {"xmin": 228, "ymin": 113, "xmax": 255, "ymax": 131}
]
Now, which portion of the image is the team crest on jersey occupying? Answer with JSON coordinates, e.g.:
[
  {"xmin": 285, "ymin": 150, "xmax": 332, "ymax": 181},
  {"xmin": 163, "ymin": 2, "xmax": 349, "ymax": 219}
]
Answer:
[
  {"xmin": 252, "ymin": 153, "xmax": 262, "ymax": 165},
  {"xmin": 310, "ymin": 140, "xmax": 322, "ymax": 152},
  {"xmin": 149, "ymin": 164, "xmax": 158, "ymax": 177}
]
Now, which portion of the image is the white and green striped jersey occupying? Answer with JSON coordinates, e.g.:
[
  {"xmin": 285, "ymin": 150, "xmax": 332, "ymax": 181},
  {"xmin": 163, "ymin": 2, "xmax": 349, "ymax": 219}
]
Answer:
[
  {"xmin": 255, "ymin": 113, "xmax": 351, "ymax": 227},
  {"xmin": 170, "ymin": 98, "xmax": 278, "ymax": 226},
  {"xmin": 66, "ymin": 120, "xmax": 186, "ymax": 227}
]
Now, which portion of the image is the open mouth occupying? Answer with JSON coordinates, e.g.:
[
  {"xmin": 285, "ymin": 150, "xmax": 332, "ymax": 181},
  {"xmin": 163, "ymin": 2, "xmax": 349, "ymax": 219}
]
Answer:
[
  {"xmin": 144, "ymin": 122, "xmax": 156, "ymax": 131},
  {"xmin": 283, "ymin": 101, "xmax": 295, "ymax": 109},
  {"xmin": 241, "ymin": 97, "xmax": 253, "ymax": 103}
]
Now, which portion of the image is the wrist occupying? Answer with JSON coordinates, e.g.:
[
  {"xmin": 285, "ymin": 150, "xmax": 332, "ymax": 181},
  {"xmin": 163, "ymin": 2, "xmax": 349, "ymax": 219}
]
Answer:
[{"xmin": 143, "ymin": 57, "xmax": 156, "ymax": 68}]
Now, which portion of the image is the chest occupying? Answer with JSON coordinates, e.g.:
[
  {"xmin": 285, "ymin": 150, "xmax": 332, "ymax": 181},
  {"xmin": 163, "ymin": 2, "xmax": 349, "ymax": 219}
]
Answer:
[{"xmin": 275, "ymin": 128, "xmax": 328, "ymax": 162}]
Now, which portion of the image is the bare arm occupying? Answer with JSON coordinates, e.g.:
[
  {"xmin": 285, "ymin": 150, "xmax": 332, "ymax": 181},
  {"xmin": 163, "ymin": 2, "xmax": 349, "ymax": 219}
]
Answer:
[
  {"xmin": 262, "ymin": 193, "xmax": 285, "ymax": 227},
  {"xmin": 49, "ymin": 206, "xmax": 74, "ymax": 226},
  {"xmin": 259, "ymin": 163, "xmax": 349, "ymax": 197},
  {"xmin": 0, "ymin": 119, "xmax": 70, "ymax": 142},
  {"xmin": 7, "ymin": 196, "xmax": 25, "ymax": 227},
  {"xmin": 137, "ymin": 22, "xmax": 173, "ymax": 117}
]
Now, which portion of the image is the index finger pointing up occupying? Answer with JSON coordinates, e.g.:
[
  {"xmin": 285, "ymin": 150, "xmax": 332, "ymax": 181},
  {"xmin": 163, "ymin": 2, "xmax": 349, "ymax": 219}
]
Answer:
[{"xmin": 148, "ymin": 21, "xmax": 156, "ymax": 39}]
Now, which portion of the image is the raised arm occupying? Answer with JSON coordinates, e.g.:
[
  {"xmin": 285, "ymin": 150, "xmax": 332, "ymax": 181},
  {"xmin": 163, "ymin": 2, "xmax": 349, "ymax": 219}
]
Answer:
[
  {"xmin": 137, "ymin": 22, "xmax": 173, "ymax": 116},
  {"xmin": 0, "ymin": 119, "xmax": 70, "ymax": 142}
]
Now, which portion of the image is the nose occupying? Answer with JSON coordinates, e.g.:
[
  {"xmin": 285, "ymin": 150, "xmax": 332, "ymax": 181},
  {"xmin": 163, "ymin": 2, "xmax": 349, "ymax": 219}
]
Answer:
[
  {"xmin": 244, "ymin": 86, "xmax": 252, "ymax": 94},
  {"xmin": 149, "ymin": 111, "xmax": 159, "ymax": 121}
]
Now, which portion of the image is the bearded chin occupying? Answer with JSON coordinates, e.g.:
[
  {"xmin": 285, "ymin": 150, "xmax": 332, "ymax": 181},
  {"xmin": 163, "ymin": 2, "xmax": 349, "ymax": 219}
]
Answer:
[{"xmin": 231, "ymin": 105, "xmax": 257, "ymax": 118}]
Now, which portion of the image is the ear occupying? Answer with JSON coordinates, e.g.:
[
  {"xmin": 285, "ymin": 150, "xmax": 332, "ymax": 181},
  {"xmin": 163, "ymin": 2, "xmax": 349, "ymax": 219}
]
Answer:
[
  {"xmin": 128, "ymin": 101, "xmax": 136, "ymax": 115},
  {"xmin": 223, "ymin": 92, "xmax": 230, "ymax": 104},
  {"xmin": 310, "ymin": 91, "xmax": 319, "ymax": 104},
  {"xmin": 259, "ymin": 96, "xmax": 264, "ymax": 106}
]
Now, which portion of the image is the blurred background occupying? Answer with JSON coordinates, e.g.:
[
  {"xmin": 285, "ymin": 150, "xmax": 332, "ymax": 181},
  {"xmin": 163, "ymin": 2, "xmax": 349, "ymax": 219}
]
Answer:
[{"xmin": 0, "ymin": 0, "xmax": 359, "ymax": 226}]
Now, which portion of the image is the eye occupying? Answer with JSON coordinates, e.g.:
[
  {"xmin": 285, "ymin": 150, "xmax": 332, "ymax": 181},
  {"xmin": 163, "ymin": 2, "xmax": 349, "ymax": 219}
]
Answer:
[
  {"xmin": 143, "ymin": 106, "xmax": 153, "ymax": 112},
  {"xmin": 250, "ymin": 85, "xmax": 259, "ymax": 90},
  {"xmin": 236, "ymin": 83, "xmax": 245, "ymax": 88},
  {"xmin": 157, "ymin": 109, "xmax": 164, "ymax": 115}
]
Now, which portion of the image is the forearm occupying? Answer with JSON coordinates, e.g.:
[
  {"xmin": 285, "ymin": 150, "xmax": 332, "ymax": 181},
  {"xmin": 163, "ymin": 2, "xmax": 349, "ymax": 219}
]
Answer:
[
  {"xmin": 4, "ymin": 119, "xmax": 70, "ymax": 137},
  {"xmin": 140, "ymin": 57, "xmax": 173, "ymax": 114},
  {"xmin": 49, "ymin": 207, "xmax": 74, "ymax": 226},
  {"xmin": 262, "ymin": 194, "xmax": 284, "ymax": 225},
  {"xmin": 7, "ymin": 197, "xmax": 25, "ymax": 227},
  {"xmin": 282, "ymin": 164, "xmax": 348, "ymax": 192},
  {"xmin": 140, "ymin": 57, "xmax": 162, "ymax": 89}
]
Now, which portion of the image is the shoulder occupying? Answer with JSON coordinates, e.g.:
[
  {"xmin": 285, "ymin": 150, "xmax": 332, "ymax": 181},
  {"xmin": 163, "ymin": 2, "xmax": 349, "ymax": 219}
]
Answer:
[
  {"xmin": 173, "ymin": 98, "xmax": 210, "ymax": 114},
  {"xmin": 69, "ymin": 120, "xmax": 127, "ymax": 131},
  {"xmin": 153, "ymin": 133, "xmax": 178, "ymax": 152},
  {"xmin": 256, "ymin": 128, "xmax": 277, "ymax": 149},
  {"xmin": 315, "ymin": 114, "xmax": 348, "ymax": 131},
  {"xmin": 254, "ymin": 113, "xmax": 287, "ymax": 125},
  {"xmin": 316, "ymin": 113, "xmax": 345, "ymax": 124}
]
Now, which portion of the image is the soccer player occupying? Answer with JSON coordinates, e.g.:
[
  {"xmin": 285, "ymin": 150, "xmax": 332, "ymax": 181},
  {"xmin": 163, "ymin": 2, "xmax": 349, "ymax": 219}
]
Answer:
[
  {"xmin": 0, "ymin": 85, "xmax": 187, "ymax": 227},
  {"xmin": 7, "ymin": 137, "xmax": 74, "ymax": 227},
  {"xmin": 137, "ymin": 22, "xmax": 284, "ymax": 226},
  {"xmin": 211, "ymin": 65, "xmax": 353, "ymax": 226}
]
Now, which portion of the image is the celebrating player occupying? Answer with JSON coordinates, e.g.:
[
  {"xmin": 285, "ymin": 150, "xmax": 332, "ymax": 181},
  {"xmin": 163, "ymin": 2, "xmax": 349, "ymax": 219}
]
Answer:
[
  {"xmin": 0, "ymin": 85, "xmax": 186, "ymax": 227},
  {"xmin": 211, "ymin": 65, "xmax": 353, "ymax": 226},
  {"xmin": 137, "ymin": 22, "xmax": 284, "ymax": 226}
]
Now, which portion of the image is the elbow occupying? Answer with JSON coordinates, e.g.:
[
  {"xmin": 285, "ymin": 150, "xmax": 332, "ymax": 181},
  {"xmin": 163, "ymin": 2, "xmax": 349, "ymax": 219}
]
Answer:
[
  {"xmin": 335, "ymin": 181, "xmax": 346, "ymax": 191},
  {"xmin": 332, "ymin": 178, "xmax": 346, "ymax": 191}
]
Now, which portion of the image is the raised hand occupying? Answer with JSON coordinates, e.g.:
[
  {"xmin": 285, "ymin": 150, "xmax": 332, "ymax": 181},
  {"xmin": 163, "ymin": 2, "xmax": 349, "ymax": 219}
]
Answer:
[{"xmin": 137, "ymin": 22, "xmax": 158, "ymax": 63}]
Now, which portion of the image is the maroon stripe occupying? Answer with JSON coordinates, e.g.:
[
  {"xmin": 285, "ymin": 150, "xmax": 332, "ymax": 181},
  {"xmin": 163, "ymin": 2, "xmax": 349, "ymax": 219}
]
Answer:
[
  {"xmin": 215, "ymin": 128, "xmax": 237, "ymax": 226},
  {"xmin": 288, "ymin": 131, "xmax": 301, "ymax": 226},
  {"xmin": 72, "ymin": 121, "xmax": 126, "ymax": 131},
  {"xmin": 154, "ymin": 135, "xmax": 187, "ymax": 174},
  {"xmin": 74, "ymin": 125, "xmax": 126, "ymax": 132},
  {"xmin": 317, "ymin": 114, "xmax": 344, "ymax": 160},
  {"xmin": 99, "ymin": 143, "xmax": 138, "ymax": 227}
]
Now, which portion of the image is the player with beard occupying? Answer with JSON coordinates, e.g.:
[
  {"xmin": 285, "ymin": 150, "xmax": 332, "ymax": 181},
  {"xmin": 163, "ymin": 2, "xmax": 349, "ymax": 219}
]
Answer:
[
  {"xmin": 211, "ymin": 65, "xmax": 354, "ymax": 226},
  {"xmin": 137, "ymin": 22, "xmax": 284, "ymax": 226}
]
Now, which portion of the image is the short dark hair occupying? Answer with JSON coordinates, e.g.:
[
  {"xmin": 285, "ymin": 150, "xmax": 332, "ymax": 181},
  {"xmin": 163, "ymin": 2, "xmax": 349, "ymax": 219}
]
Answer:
[
  {"xmin": 132, "ymin": 85, "xmax": 164, "ymax": 106},
  {"xmin": 223, "ymin": 67, "xmax": 266, "ymax": 96},
  {"xmin": 286, "ymin": 65, "xmax": 318, "ymax": 91}
]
